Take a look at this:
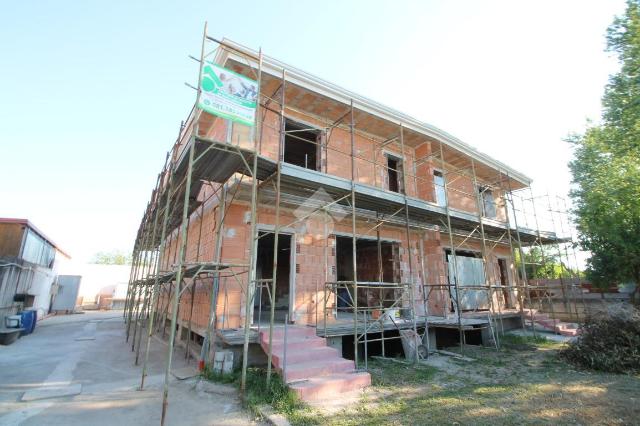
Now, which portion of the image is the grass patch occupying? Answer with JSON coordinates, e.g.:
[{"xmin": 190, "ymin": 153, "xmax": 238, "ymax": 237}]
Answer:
[
  {"xmin": 202, "ymin": 340, "xmax": 640, "ymax": 425},
  {"xmin": 367, "ymin": 357, "xmax": 438, "ymax": 387},
  {"xmin": 243, "ymin": 368, "xmax": 307, "ymax": 416},
  {"xmin": 202, "ymin": 366, "xmax": 314, "ymax": 422},
  {"xmin": 311, "ymin": 340, "xmax": 639, "ymax": 425},
  {"xmin": 500, "ymin": 333, "xmax": 560, "ymax": 350},
  {"xmin": 201, "ymin": 365, "xmax": 238, "ymax": 384}
]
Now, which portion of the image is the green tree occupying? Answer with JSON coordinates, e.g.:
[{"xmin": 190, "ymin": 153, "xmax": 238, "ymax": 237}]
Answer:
[
  {"xmin": 515, "ymin": 247, "xmax": 575, "ymax": 280},
  {"xmin": 568, "ymin": 0, "xmax": 640, "ymax": 299}
]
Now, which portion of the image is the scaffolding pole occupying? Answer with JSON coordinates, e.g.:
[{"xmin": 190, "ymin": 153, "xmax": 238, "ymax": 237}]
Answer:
[
  {"xmin": 140, "ymin": 158, "xmax": 174, "ymax": 389},
  {"xmin": 201, "ymin": 184, "xmax": 226, "ymax": 369},
  {"xmin": 159, "ymin": 21, "xmax": 207, "ymax": 426},
  {"xmin": 505, "ymin": 177, "xmax": 537, "ymax": 336},
  {"xmin": 349, "ymin": 99, "xmax": 359, "ymax": 368},
  {"xmin": 470, "ymin": 159, "xmax": 499, "ymax": 349},
  {"xmin": 438, "ymin": 142, "xmax": 466, "ymax": 351},
  {"xmin": 266, "ymin": 68, "xmax": 285, "ymax": 385},
  {"xmin": 240, "ymin": 47, "xmax": 263, "ymax": 394},
  {"xmin": 399, "ymin": 124, "xmax": 420, "ymax": 362},
  {"xmin": 495, "ymin": 170, "xmax": 527, "ymax": 333}
]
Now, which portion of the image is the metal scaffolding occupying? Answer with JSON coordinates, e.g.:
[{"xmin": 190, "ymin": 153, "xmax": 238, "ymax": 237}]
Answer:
[{"xmin": 123, "ymin": 28, "xmax": 587, "ymax": 423}]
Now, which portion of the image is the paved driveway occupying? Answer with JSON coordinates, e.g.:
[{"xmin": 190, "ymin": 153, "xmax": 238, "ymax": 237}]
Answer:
[{"xmin": 0, "ymin": 311, "xmax": 261, "ymax": 425}]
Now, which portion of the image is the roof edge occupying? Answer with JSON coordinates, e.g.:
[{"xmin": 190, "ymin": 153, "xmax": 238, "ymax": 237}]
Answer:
[
  {"xmin": 0, "ymin": 218, "xmax": 71, "ymax": 259},
  {"xmin": 216, "ymin": 38, "xmax": 532, "ymax": 187}
]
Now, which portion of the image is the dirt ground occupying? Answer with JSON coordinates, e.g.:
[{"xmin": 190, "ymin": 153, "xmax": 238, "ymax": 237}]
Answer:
[{"xmin": 288, "ymin": 334, "xmax": 640, "ymax": 425}]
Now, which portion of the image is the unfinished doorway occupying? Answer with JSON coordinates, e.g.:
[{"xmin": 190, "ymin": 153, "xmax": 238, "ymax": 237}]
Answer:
[
  {"xmin": 497, "ymin": 258, "xmax": 511, "ymax": 309},
  {"xmin": 335, "ymin": 236, "xmax": 399, "ymax": 314},
  {"xmin": 385, "ymin": 154, "xmax": 404, "ymax": 193},
  {"xmin": 479, "ymin": 186, "xmax": 497, "ymax": 218},
  {"xmin": 284, "ymin": 119, "xmax": 320, "ymax": 171},
  {"xmin": 254, "ymin": 232, "xmax": 292, "ymax": 324},
  {"xmin": 446, "ymin": 249, "xmax": 489, "ymax": 311}
]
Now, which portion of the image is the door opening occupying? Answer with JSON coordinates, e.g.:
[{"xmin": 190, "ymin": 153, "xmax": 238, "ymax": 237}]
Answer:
[
  {"xmin": 433, "ymin": 170, "xmax": 446, "ymax": 206},
  {"xmin": 386, "ymin": 154, "xmax": 403, "ymax": 193},
  {"xmin": 497, "ymin": 258, "xmax": 510, "ymax": 309},
  {"xmin": 255, "ymin": 232, "xmax": 292, "ymax": 324},
  {"xmin": 479, "ymin": 186, "xmax": 497, "ymax": 218}
]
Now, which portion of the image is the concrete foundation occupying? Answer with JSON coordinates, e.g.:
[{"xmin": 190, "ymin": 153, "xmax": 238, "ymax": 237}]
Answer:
[{"xmin": 326, "ymin": 336, "xmax": 343, "ymax": 354}]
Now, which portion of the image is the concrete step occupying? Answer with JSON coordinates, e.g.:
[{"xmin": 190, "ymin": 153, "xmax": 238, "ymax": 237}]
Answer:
[
  {"xmin": 260, "ymin": 331, "xmax": 321, "ymax": 345},
  {"xmin": 536, "ymin": 319, "xmax": 560, "ymax": 327},
  {"xmin": 266, "ymin": 337, "xmax": 327, "ymax": 353},
  {"xmin": 259, "ymin": 330, "xmax": 318, "ymax": 345},
  {"xmin": 269, "ymin": 346, "xmax": 340, "ymax": 369},
  {"xmin": 556, "ymin": 322, "xmax": 580, "ymax": 336},
  {"xmin": 543, "ymin": 325, "xmax": 579, "ymax": 336},
  {"xmin": 523, "ymin": 309, "xmax": 581, "ymax": 334},
  {"xmin": 524, "ymin": 312, "xmax": 550, "ymax": 321},
  {"xmin": 260, "ymin": 328, "xmax": 326, "ymax": 350},
  {"xmin": 553, "ymin": 322, "xmax": 577, "ymax": 331},
  {"xmin": 289, "ymin": 371, "xmax": 371, "ymax": 401},
  {"xmin": 279, "ymin": 358, "xmax": 355, "ymax": 382},
  {"xmin": 261, "ymin": 327, "xmax": 316, "ymax": 341},
  {"xmin": 258, "ymin": 326, "xmax": 371, "ymax": 402},
  {"xmin": 533, "ymin": 319, "xmax": 581, "ymax": 336}
]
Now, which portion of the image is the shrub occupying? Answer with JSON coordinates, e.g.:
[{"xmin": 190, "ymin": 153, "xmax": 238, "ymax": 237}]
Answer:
[{"xmin": 560, "ymin": 304, "xmax": 640, "ymax": 373}]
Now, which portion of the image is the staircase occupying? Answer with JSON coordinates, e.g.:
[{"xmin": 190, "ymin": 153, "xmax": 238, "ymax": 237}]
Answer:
[
  {"xmin": 259, "ymin": 326, "xmax": 371, "ymax": 402},
  {"xmin": 523, "ymin": 309, "xmax": 581, "ymax": 337}
]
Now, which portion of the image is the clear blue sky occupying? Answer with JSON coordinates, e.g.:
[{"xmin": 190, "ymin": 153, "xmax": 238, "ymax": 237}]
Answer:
[{"xmin": 0, "ymin": 0, "xmax": 626, "ymax": 262}]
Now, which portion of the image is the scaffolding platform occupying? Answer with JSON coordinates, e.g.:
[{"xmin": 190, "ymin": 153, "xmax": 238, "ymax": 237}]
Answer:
[
  {"xmin": 157, "ymin": 135, "xmax": 278, "ymax": 235},
  {"xmin": 183, "ymin": 137, "xmax": 562, "ymax": 245},
  {"xmin": 316, "ymin": 315, "xmax": 493, "ymax": 338},
  {"xmin": 175, "ymin": 136, "xmax": 277, "ymax": 183},
  {"xmin": 138, "ymin": 262, "xmax": 248, "ymax": 286}
]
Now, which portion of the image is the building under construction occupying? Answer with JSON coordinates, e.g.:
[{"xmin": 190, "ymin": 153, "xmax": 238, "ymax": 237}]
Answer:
[{"xmin": 124, "ymin": 30, "xmax": 585, "ymax": 419}]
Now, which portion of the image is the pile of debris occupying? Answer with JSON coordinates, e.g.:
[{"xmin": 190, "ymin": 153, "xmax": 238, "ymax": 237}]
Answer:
[{"xmin": 560, "ymin": 304, "xmax": 640, "ymax": 373}]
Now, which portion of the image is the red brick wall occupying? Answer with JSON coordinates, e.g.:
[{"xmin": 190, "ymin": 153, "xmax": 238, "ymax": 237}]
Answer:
[
  {"xmin": 158, "ymin": 198, "xmax": 518, "ymax": 334},
  {"xmin": 420, "ymin": 230, "xmax": 450, "ymax": 316},
  {"xmin": 156, "ymin": 104, "xmax": 519, "ymax": 333},
  {"xmin": 159, "ymin": 197, "xmax": 480, "ymax": 330},
  {"xmin": 189, "ymin": 107, "xmax": 508, "ymax": 223}
]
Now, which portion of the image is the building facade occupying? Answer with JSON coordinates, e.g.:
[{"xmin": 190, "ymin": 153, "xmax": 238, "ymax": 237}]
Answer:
[
  {"xmin": 126, "ymin": 38, "xmax": 567, "ymax": 365},
  {"xmin": 0, "ymin": 218, "xmax": 70, "ymax": 325}
]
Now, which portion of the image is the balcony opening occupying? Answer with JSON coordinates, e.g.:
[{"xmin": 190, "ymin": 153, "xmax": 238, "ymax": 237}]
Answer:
[
  {"xmin": 479, "ymin": 186, "xmax": 497, "ymax": 218},
  {"xmin": 284, "ymin": 119, "xmax": 319, "ymax": 171},
  {"xmin": 433, "ymin": 170, "xmax": 446, "ymax": 206},
  {"xmin": 386, "ymin": 154, "xmax": 403, "ymax": 193}
]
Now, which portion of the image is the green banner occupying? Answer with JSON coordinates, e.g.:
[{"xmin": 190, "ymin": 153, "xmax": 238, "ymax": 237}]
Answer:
[{"xmin": 197, "ymin": 61, "xmax": 258, "ymax": 126}]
